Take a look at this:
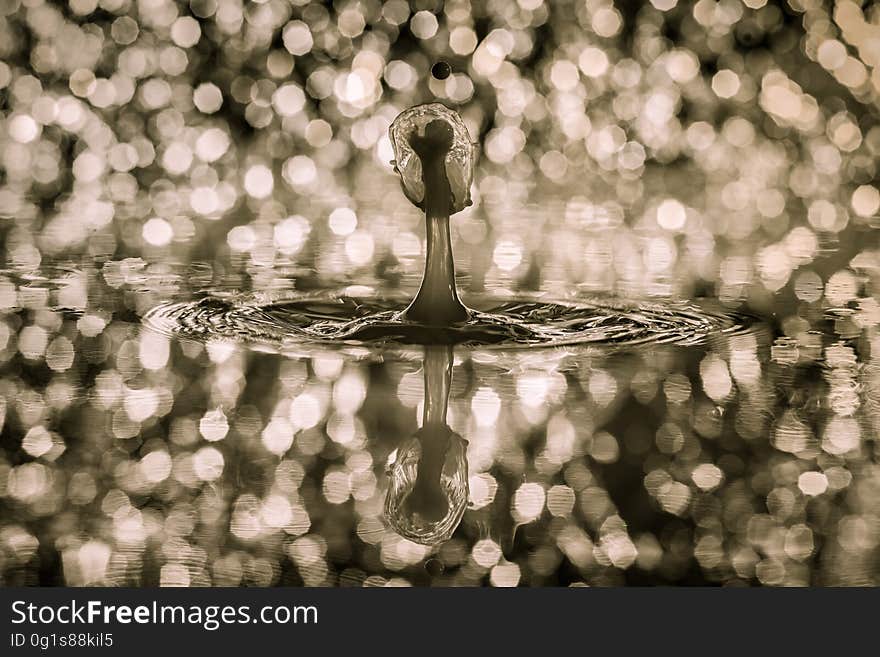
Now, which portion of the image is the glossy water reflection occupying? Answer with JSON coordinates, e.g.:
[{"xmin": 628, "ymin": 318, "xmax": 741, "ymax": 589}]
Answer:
[
  {"xmin": 1, "ymin": 261, "xmax": 879, "ymax": 585},
  {"xmin": 384, "ymin": 346, "xmax": 468, "ymax": 546}
]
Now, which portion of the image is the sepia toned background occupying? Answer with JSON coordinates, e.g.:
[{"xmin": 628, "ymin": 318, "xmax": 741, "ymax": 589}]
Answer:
[{"xmin": 1, "ymin": 0, "xmax": 880, "ymax": 586}]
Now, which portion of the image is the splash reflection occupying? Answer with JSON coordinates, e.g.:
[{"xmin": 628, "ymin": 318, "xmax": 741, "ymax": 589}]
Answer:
[{"xmin": 384, "ymin": 346, "xmax": 468, "ymax": 545}]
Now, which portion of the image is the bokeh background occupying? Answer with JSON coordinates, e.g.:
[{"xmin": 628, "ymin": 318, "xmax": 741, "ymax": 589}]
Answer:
[{"xmin": 2, "ymin": 0, "xmax": 880, "ymax": 586}]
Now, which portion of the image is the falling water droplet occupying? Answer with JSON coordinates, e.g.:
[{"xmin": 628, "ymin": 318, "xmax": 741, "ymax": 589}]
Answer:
[{"xmin": 431, "ymin": 60, "xmax": 452, "ymax": 80}]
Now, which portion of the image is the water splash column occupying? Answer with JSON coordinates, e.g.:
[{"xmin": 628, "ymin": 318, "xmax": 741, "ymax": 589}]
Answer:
[{"xmin": 389, "ymin": 103, "xmax": 476, "ymax": 326}]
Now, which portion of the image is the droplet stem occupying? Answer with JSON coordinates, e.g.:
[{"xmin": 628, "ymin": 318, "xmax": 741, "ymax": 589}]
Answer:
[
  {"xmin": 402, "ymin": 122, "xmax": 470, "ymax": 326},
  {"xmin": 407, "ymin": 345, "xmax": 455, "ymax": 521},
  {"xmin": 422, "ymin": 344, "xmax": 453, "ymax": 427}
]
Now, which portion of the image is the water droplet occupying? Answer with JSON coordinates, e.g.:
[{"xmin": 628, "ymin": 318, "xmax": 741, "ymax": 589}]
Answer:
[
  {"xmin": 431, "ymin": 61, "xmax": 452, "ymax": 80},
  {"xmin": 425, "ymin": 557, "xmax": 445, "ymax": 575}
]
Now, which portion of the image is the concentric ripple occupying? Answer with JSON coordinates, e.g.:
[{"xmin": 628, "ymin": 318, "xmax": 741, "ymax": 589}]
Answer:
[{"xmin": 143, "ymin": 291, "xmax": 752, "ymax": 349}]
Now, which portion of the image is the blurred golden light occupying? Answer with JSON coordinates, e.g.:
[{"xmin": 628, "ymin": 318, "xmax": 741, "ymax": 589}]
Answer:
[
  {"xmin": 410, "ymin": 11, "xmax": 438, "ymax": 40},
  {"xmin": 141, "ymin": 451, "xmax": 172, "ymax": 484},
  {"xmin": 272, "ymin": 83, "xmax": 306, "ymax": 117},
  {"xmin": 22, "ymin": 426, "xmax": 53, "ymax": 458},
  {"xmin": 450, "ymin": 26, "xmax": 478, "ymax": 55},
  {"xmin": 193, "ymin": 446, "xmax": 224, "ymax": 482},
  {"xmin": 322, "ymin": 470, "xmax": 352, "ymax": 504},
  {"xmin": 171, "ymin": 16, "xmax": 201, "ymax": 48},
  {"xmin": 193, "ymin": 83, "xmax": 223, "ymax": 113},
  {"xmin": 798, "ymin": 471, "xmax": 828, "ymax": 496},
  {"xmin": 329, "ymin": 208, "xmax": 358, "ymax": 236},
  {"xmin": 274, "ymin": 215, "xmax": 310, "ymax": 254},
  {"xmin": 290, "ymin": 392, "xmax": 322, "ymax": 430},
  {"xmin": 712, "ymin": 70, "xmax": 741, "ymax": 99},
  {"xmin": 851, "ymin": 184, "xmax": 880, "ymax": 217},
  {"xmin": 244, "ymin": 164, "xmax": 274, "ymax": 199},
  {"xmin": 283, "ymin": 155, "xmax": 317, "ymax": 187},
  {"xmin": 282, "ymin": 20, "xmax": 313, "ymax": 56},
  {"xmin": 550, "ymin": 60, "xmax": 580, "ymax": 91},
  {"xmin": 199, "ymin": 408, "xmax": 229, "ymax": 442},
  {"xmin": 513, "ymin": 482, "xmax": 545, "ymax": 522},
  {"xmin": 492, "ymin": 240, "xmax": 523, "ymax": 271},
  {"xmin": 656, "ymin": 198, "xmax": 687, "ymax": 231},
  {"xmin": 227, "ymin": 225, "xmax": 257, "ymax": 252},
  {"xmin": 592, "ymin": 7, "xmax": 622, "ymax": 37},
  {"xmin": 692, "ymin": 464, "xmax": 724, "ymax": 491},
  {"xmin": 472, "ymin": 539, "xmax": 502, "ymax": 568},
  {"xmin": 142, "ymin": 217, "xmax": 174, "ymax": 247},
  {"xmin": 344, "ymin": 231, "xmax": 375, "ymax": 266},
  {"xmin": 262, "ymin": 418, "xmax": 294, "ymax": 456},
  {"xmin": 546, "ymin": 485, "xmax": 576, "ymax": 517},
  {"xmin": 8, "ymin": 114, "xmax": 39, "ymax": 143},
  {"xmin": 489, "ymin": 561, "xmax": 521, "ymax": 587}
]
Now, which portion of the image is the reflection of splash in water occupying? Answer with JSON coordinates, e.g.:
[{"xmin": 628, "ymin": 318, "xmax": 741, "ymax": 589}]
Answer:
[
  {"xmin": 143, "ymin": 291, "xmax": 752, "ymax": 349},
  {"xmin": 384, "ymin": 346, "xmax": 469, "ymax": 546},
  {"xmin": 384, "ymin": 430, "xmax": 469, "ymax": 545}
]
